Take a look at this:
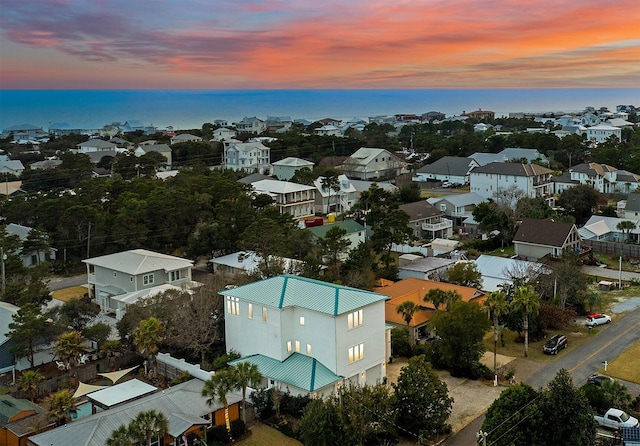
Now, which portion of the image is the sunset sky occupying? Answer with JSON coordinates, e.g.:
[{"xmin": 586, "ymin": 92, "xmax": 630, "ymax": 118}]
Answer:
[{"xmin": 1, "ymin": 0, "xmax": 639, "ymax": 90}]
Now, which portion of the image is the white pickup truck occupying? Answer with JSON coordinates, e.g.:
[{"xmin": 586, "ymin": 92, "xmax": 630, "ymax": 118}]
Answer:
[{"xmin": 594, "ymin": 408, "xmax": 639, "ymax": 430}]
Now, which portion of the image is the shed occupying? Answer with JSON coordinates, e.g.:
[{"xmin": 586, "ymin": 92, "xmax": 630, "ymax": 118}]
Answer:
[{"xmin": 598, "ymin": 280, "xmax": 614, "ymax": 291}]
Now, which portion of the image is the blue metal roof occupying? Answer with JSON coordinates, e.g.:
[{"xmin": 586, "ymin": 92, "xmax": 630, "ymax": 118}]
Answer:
[
  {"xmin": 230, "ymin": 353, "xmax": 341, "ymax": 392},
  {"xmin": 220, "ymin": 274, "xmax": 388, "ymax": 316}
]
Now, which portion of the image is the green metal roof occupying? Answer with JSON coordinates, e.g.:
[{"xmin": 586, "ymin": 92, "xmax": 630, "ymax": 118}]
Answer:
[
  {"xmin": 307, "ymin": 219, "xmax": 365, "ymax": 239},
  {"xmin": 230, "ymin": 353, "xmax": 341, "ymax": 392},
  {"xmin": 220, "ymin": 274, "xmax": 388, "ymax": 316}
]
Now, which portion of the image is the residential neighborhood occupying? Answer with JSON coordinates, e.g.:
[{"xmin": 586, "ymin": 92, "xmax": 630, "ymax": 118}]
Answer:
[{"xmin": 0, "ymin": 103, "xmax": 639, "ymax": 446}]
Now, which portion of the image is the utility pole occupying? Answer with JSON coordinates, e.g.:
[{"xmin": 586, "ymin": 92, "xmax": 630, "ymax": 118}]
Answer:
[
  {"xmin": 1, "ymin": 246, "xmax": 6, "ymax": 295},
  {"xmin": 477, "ymin": 430, "xmax": 488, "ymax": 446}
]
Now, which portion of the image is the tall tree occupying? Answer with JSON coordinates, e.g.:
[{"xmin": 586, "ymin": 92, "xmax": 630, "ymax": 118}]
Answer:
[
  {"xmin": 431, "ymin": 301, "xmax": 490, "ymax": 377},
  {"xmin": 202, "ymin": 369, "xmax": 236, "ymax": 434},
  {"xmin": 445, "ymin": 262, "xmax": 482, "ymax": 289},
  {"xmin": 54, "ymin": 330, "xmax": 87, "ymax": 376},
  {"xmin": 18, "ymin": 370, "xmax": 44, "ymax": 402},
  {"xmin": 511, "ymin": 285, "xmax": 540, "ymax": 357},
  {"xmin": 484, "ymin": 290, "xmax": 508, "ymax": 381},
  {"xmin": 424, "ymin": 288, "xmax": 461, "ymax": 311},
  {"xmin": 320, "ymin": 171, "xmax": 341, "ymax": 214},
  {"xmin": 557, "ymin": 184, "xmax": 600, "ymax": 224},
  {"xmin": 231, "ymin": 362, "xmax": 263, "ymax": 424},
  {"xmin": 133, "ymin": 317, "xmax": 165, "ymax": 376},
  {"xmin": 371, "ymin": 209, "xmax": 413, "ymax": 270},
  {"xmin": 128, "ymin": 409, "xmax": 169, "ymax": 446},
  {"xmin": 319, "ymin": 226, "xmax": 351, "ymax": 281},
  {"xmin": 482, "ymin": 384, "xmax": 541, "ymax": 446},
  {"xmin": 396, "ymin": 300, "xmax": 420, "ymax": 343},
  {"xmin": 392, "ymin": 355, "xmax": 453, "ymax": 442},
  {"xmin": 8, "ymin": 303, "xmax": 48, "ymax": 368},
  {"xmin": 45, "ymin": 389, "xmax": 76, "ymax": 426}
]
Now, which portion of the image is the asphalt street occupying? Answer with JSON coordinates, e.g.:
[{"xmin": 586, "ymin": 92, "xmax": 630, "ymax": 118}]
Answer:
[{"xmin": 442, "ymin": 306, "xmax": 640, "ymax": 446}]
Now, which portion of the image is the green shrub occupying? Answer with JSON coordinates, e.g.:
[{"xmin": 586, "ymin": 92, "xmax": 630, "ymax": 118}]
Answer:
[
  {"xmin": 206, "ymin": 425, "xmax": 230, "ymax": 444},
  {"xmin": 230, "ymin": 419, "xmax": 246, "ymax": 438}
]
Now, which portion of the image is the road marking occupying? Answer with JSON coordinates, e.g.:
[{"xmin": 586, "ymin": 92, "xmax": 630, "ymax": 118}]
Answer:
[{"xmin": 568, "ymin": 318, "xmax": 640, "ymax": 373}]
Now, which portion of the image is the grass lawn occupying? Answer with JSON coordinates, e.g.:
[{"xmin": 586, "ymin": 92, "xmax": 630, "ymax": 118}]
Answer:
[
  {"xmin": 51, "ymin": 286, "xmax": 88, "ymax": 302},
  {"xmin": 237, "ymin": 423, "xmax": 302, "ymax": 446},
  {"xmin": 483, "ymin": 324, "xmax": 595, "ymax": 362},
  {"xmin": 603, "ymin": 341, "xmax": 640, "ymax": 384},
  {"xmin": 487, "ymin": 245, "xmax": 515, "ymax": 257}
]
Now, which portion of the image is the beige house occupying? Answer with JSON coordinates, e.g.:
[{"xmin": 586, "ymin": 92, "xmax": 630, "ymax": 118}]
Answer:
[{"xmin": 513, "ymin": 219, "xmax": 581, "ymax": 261}]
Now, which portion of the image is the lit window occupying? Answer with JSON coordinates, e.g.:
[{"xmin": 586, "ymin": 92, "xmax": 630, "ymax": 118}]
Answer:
[
  {"xmin": 306, "ymin": 344, "xmax": 312, "ymax": 355},
  {"xmin": 348, "ymin": 343, "xmax": 364, "ymax": 363},
  {"xmin": 287, "ymin": 341, "xmax": 292, "ymax": 352},
  {"xmin": 299, "ymin": 316, "xmax": 305, "ymax": 325},
  {"xmin": 295, "ymin": 341, "xmax": 300, "ymax": 352},
  {"xmin": 226, "ymin": 296, "xmax": 240, "ymax": 315},
  {"xmin": 262, "ymin": 307, "xmax": 268, "ymax": 322},
  {"xmin": 143, "ymin": 273, "xmax": 154, "ymax": 285},
  {"xmin": 348, "ymin": 309, "xmax": 364, "ymax": 329},
  {"xmin": 248, "ymin": 303, "xmax": 253, "ymax": 319}
]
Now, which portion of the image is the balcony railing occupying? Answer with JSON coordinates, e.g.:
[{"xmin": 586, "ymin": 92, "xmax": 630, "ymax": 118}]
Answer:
[{"xmin": 422, "ymin": 219, "xmax": 453, "ymax": 232}]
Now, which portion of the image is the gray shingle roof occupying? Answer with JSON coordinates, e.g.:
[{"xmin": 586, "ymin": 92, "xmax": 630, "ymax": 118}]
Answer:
[
  {"xmin": 399, "ymin": 201, "xmax": 442, "ymax": 222},
  {"xmin": 513, "ymin": 219, "xmax": 577, "ymax": 247},
  {"xmin": 471, "ymin": 162, "xmax": 552, "ymax": 176},
  {"xmin": 416, "ymin": 156, "xmax": 474, "ymax": 175},
  {"xmin": 626, "ymin": 193, "xmax": 640, "ymax": 212},
  {"xmin": 220, "ymin": 274, "xmax": 388, "ymax": 316}
]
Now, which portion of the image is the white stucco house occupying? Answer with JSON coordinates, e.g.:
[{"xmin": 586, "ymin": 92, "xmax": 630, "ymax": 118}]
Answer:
[
  {"xmin": 251, "ymin": 179, "xmax": 316, "ymax": 219},
  {"xmin": 234, "ymin": 116, "xmax": 266, "ymax": 134},
  {"xmin": 212, "ymin": 127, "xmax": 238, "ymax": 142},
  {"xmin": 169, "ymin": 133, "xmax": 202, "ymax": 144},
  {"xmin": 340, "ymin": 148, "xmax": 406, "ymax": 180},
  {"xmin": 413, "ymin": 156, "xmax": 478, "ymax": 184},
  {"xmin": 83, "ymin": 249, "xmax": 198, "ymax": 319},
  {"xmin": 222, "ymin": 275, "xmax": 390, "ymax": 396},
  {"xmin": 76, "ymin": 139, "xmax": 119, "ymax": 153},
  {"xmin": 586, "ymin": 123, "xmax": 622, "ymax": 143},
  {"xmin": 469, "ymin": 162, "xmax": 553, "ymax": 205},
  {"xmin": 223, "ymin": 140, "xmax": 271, "ymax": 174},
  {"xmin": 313, "ymin": 174, "xmax": 358, "ymax": 214},
  {"xmin": 4, "ymin": 223, "xmax": 56, "ymax": 267}
]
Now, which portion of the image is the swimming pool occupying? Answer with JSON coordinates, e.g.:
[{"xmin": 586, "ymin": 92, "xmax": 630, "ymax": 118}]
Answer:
[{"xmin": 70, "ymin": 402, "xmax": 94, "ymax": 419}]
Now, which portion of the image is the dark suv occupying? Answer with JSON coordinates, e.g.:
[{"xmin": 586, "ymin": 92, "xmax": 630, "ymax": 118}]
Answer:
[{"xmin": 543, "ymin": 334, "xmax": 568, "ymax": 355}]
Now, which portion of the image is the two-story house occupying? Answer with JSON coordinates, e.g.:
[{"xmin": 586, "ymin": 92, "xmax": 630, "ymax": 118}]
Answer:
[
  {"xmin": 426, "ymin": 192, "xmax": 485, "ymax": 227},
  {"xmin": 468, "ymin": 148, "xmax": 549, "ymax": 167},
  {"xmin": 413, "ymin": 156, "xmax": 478, "ymax": 184},
  {"xmin": 169, "ymin": 133, "xmax": 202, "ymax": 144},
  {"xmin": 4, "ymin": 223, "xmax": 56, "ymax": 267},
  {"xmin": 223, "ymin": 140, "xmax": 271, "ymax": 174},
  {"xmin": 212, "ymin": 127, "xmax": 237, "ymax": 142},
  {"xmin": 251, "ymin": 179, "xmax": 316, "ymax": 219},
  {"xmin": 83, "ymin": 249, "xmax": 196, "ymax": 318},
  {"xmin": 513, "ymin": 219, "xmax": 581, "ymax": 261},
  {"xmin": 561, "ymin": 163, "xmax": 640, "ymax": 194},
  {"xmin": 134, "ymin": 144, "xmax": 172, "ymax": 168},
  {"xmin": 313, "ymin": 174, "xmax": 357, "ymax": 214},
  {"xmin": 234, "ymin": 116, "xmax": 266, "ymax": 134},
  {"xmin": 222, "ymin": 275, "xmax": 389, "ymax": 396},
  {"xmin": 340, "ymin": 148, "xmax": 406, "ymax": 181},
  {"xmin": 586, "ymin": 123, "xmax": 622, "ymax": 143},
  {"xmin": 76, "ymin": 139, "xmax": 119, "ymax": 153},
  {"xmin": 469, "ymin": 162, "xmax": 553, "ymax": 205},
  {"xmin": 399, "ymin": 201, "xmax": 453, "ymax": 240}
]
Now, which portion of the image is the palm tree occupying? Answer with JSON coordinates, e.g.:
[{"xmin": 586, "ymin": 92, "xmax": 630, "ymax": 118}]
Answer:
[
  {"xmin": 396, "ymin": 300, "xmax": 420, "ymax": 343},
  {"xmin": 616, "ymin": 220, "xmax": 636, "ymax": 242},
  {"xmin": 45, "ymin": 389, "xmax": 76, "ymax": 426},
  {"xmin": 55, "ymin": 330, "xmax": 86, "ymax": 370},
  {"xmin": 424, "ymin": 289, "xmax": 461, "ymax": 311},
  {"xmin": 18, "ymin": 370, "xmax": 44, "ymax": 402},
  {"xmin": 231, "ymin": 362, "xmax": 263, "ymax": 424},
  {"xmin": 107, "ymin": 424, "xmax": 133, "ymax": 446},
  {"xmin": 202, "ymin": 369, "xmax": 236, "ymax": 434},
  {"xmin": 586, "ymin": 290, "xmax": 601, "ymax": 313},
  {"xmin": 133, "ymin": 317, "xmax": 165, "ymax": 376},
  {"xmin": 511, "ymin": 285, "xmax": 540, "ymax": 357},
  {"xmin": 484, "ymin": 290, "xmax": 508, "ymax": 380},
  {"xmin": 129, "ymin": 410, "xmax": 169, "ymax": 446}
]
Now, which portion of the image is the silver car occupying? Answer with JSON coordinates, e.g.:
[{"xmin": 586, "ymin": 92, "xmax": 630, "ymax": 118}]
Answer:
[{"xmin": 585, "ymin": 313, "xmax": 611, "ymax": 327}]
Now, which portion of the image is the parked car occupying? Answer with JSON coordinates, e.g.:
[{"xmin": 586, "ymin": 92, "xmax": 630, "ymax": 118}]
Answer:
[
  {"xmin": 441, "ymin": 181, "xmax": 453, "ymax": 188},
  {"xmin": 588, "ymin": 373, "xmax": 615, "ymax": 386},
  {"xmin": 586, "ymin": 313, "xmax": 611, "ymax": 327},
  {"xmin": 594, "ymin": 408, "xmax": 639, "ymax": 430},
  {"xmin": 543, "ymin": 334, "xmax": 568, "ymax": 355}
]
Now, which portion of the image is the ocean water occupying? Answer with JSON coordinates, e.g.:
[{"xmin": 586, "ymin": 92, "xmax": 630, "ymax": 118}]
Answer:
[{"xmin": 0, "ymin": 89, "xmax": 638, "ymax": 131}]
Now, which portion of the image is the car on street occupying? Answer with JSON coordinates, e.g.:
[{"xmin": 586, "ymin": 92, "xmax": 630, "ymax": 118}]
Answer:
[
  {"xmin": 543, "ymin": 334, "xmax": 568, "ymax": 355},
  {"xmin": 586, "ymin": 313, "xmax": 612, "ymax": 327},
  {"xmin": 588, "ymin": 373, "xmax": 615, "ymax": 386}
]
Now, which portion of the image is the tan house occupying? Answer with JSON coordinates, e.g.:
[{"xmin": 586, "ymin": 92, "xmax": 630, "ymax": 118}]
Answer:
[{"xmin": 513, "ymin": 219, "xmax": 581, "ymax": 261}]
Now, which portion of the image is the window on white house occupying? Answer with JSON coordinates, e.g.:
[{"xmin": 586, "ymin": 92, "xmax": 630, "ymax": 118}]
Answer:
[
  {"xmin": 226, "ymin": 296, "xmax": 240, "ymax": 315},
  {"xmin": 287, "ymin": 341, "xmax": 292, "ymax": 352},
  {"xmin": 248, "ymin": 303, "xmax": 253, "ymax": 319},
  {"xmin": 113, "ymin": 272, "xmax": 117, "ymax": 278},
  {"xmin": 262, "ymin": 307, "xmax": 268, "ymax": 322},
  {"xmin": 299, "ymin": 316, "xmax": 305, "ymax": 325},
  {"xmin": 348, "ymin": 343, "xmax": 364, "ymax": 363},
  {"xmin": 143, "ymin": 273, "xmax": 154, "ymax": 285},
  {"xmin": 170, "ymin": 270, "xmax": 181, "ymax": 281},
  {"xmin": 295, "ymin": 341, "xmax": 300, "ymax": 352},
  {"xmin": 348, "ymin": 309, "xmax": 364, "ymax": 329},
  {"xmin": 306, "ymin": 344, "xmax": 312, "ymax": 355}
]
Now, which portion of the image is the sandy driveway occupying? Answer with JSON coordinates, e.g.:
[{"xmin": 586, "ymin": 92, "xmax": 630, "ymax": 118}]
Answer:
[{"xmin": 386, "ymin": 352, "xmax": 517, "ymax": 434}]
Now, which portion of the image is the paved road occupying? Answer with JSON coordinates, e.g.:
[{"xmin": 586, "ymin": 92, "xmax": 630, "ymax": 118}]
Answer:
[
  {"xmin": 47, "ymin": 274, "xmax": 87, "ymax": 291},
  {"xmin": 442, "ymin": 306, "xmax": 640, "ymax": 446},
  {"xmin": 582, "ymin": 264, "xmax": 640, "ymax": 281}
]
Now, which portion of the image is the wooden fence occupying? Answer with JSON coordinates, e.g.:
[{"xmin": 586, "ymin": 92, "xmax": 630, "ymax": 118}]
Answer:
[{"xmin": 582, "ymin": 239, "xmax": 640, "ymax": 259}]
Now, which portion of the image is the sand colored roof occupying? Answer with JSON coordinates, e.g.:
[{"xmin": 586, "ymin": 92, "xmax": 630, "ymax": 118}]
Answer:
[{"xmin": 375, "ymin": 277, "xmax": 485, "ymax": 327}]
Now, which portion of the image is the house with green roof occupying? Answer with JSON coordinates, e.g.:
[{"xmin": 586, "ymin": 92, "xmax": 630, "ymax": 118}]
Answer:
[
  {"xmin": 307, "ymin": 219, "xmax": 366, "ymax": 258},
  {"xmin": 220, "ymin": 275, "xmax": 390, "ymax": 396}
]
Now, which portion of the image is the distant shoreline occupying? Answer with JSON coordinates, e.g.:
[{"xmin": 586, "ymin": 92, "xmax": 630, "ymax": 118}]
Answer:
[{"xmin": 1, "ymin": 88, "xmax": 638, "ymax": 131}]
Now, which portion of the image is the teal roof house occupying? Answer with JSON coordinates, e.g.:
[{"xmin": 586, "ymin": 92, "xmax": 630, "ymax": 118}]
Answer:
[{"xmin": 221, "ymin": 275, "xmax": 390, "ymax": 396}]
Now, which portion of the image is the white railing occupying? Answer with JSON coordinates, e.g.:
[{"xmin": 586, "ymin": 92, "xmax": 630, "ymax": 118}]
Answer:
[{"xmin": 422, "ymin": 219, "xmax": 453, "ymax": 232}]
